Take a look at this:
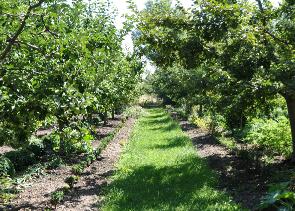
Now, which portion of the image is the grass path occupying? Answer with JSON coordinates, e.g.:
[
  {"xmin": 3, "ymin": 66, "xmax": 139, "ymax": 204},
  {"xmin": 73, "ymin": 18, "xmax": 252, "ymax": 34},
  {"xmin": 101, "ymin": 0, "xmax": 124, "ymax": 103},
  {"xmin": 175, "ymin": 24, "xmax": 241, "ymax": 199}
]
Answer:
[{"xmin": 102, "ymin": 108, "xmax": 242, "ymax": 210}]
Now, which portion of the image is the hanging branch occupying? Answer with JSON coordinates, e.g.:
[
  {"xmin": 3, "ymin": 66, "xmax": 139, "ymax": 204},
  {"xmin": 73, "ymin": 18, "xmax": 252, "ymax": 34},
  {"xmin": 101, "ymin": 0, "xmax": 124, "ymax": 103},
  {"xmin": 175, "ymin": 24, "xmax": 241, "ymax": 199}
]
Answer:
[{"xmin": 0, "ymin": 0, "xmax": 45, "ymax": 60}]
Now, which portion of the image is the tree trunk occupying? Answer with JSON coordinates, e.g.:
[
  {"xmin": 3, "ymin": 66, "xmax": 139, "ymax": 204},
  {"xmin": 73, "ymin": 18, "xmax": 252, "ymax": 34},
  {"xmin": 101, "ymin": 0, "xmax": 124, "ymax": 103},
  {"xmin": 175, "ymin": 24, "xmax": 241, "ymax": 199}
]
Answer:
[{"xmin": 285, "ymin": 95, "xmax": 295, "ymax": 161}]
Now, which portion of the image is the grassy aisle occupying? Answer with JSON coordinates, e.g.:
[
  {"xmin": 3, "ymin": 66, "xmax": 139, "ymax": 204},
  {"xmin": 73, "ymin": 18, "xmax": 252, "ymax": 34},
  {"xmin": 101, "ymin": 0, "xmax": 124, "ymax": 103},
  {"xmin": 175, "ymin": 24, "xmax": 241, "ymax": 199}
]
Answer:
[{"xmin": 102, "ymin": 108, "xmax": 242, "ymax": 211}]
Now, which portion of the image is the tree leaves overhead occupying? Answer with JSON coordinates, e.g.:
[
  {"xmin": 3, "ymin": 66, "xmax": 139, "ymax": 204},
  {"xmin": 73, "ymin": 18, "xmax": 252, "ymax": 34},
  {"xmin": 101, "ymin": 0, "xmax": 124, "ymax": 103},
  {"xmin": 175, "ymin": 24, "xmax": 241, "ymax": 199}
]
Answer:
[
  {"xmin": 133, "ymin": 0, "xmax": 295, "ymax": 157},
  {"xmin": 0, "ymin": 0, "xmax": 143, "ymax": 147}
]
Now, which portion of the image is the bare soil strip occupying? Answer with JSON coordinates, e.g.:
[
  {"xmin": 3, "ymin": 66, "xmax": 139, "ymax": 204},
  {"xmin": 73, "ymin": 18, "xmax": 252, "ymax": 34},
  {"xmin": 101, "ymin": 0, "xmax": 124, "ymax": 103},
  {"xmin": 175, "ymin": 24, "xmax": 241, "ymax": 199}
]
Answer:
[{"xmin": 9, "ymin": 118, "xmax": 136, "ymax": 211}]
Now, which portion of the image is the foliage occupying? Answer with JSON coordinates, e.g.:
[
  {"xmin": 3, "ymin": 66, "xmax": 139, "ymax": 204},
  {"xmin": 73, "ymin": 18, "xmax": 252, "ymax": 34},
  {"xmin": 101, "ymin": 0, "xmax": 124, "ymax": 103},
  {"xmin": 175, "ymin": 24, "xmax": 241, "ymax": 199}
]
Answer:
[
  {"xmin": 65, "ymin": 175, "xmax": 79, "ymax": 189},
  {"xmin": 50, "ymin": 190, "xmax": 64, "ymax": 207},
  {"xmin": 5, "ymin": 149, "xmax": 36, "ymax": 171},
  {"xmin": 0, "ymin": 176, "xmax": 16, "ymax": 206},
  {"xmin": 0, "ymin": 0, "xmax": 142, "ymax": 152},
  {"xmin": 0, "ymin": 156, "xmax": 15, "ymax": 176},
  {"xmin": 42, "ymin": 133, "xmax": 61, "ymax": 153},
  {"xmin": 132, "ymin": 0, "xmax": 295, "ymax": 159},
  {"xmin": 218, "ymin": 136, "xmax": 237, "ymax": 150},
  {"xmin": 259, "ymin": 182, "xmax": 295, "ymax": 210},
  {"xmin": 27, "ymin": 136, "xmax": 45, "ymax": 157},
  {"xmin": 243, "ymin": 117, "xmax": 292, "ymax": 157},
  {"xmin": 122, "ymin": 105, "xmax": 143, "ymax": 119},
  {"xmin": 47, "ymin": 156, "xmax": 64, "ymax": 169},
  {"xmin": 71, "ymin": 164, "xmax": 85, "ymax": 175}
]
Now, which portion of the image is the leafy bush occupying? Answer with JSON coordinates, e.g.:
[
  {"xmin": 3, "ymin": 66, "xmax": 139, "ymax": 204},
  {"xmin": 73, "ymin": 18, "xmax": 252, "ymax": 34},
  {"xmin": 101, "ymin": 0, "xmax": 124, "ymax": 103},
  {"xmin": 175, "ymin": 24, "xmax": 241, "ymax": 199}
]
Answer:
[
  {"xmin": 243, "ymin": 116, "xmax": 292, "ymax": 157},
  {"xmin": 27, "ymin": 136, "xmax": 45, "ymax": 157},
  {"xmin": 58, "ymin": 127, "xmax": 94, "ymax": 156},
  {"xmin": 42, "ymin": 133, "xmax": 60, "ymax": 153},
  {"xmin": 65, "ymin": 175, "xmax": 79, "ymax": 189},
  {"xmin": 71, "ymin": 164, "xmax": 85, "ymax": 175},
  {"xmin": 218, "ymin": 136, "xmax": 237, "ymax": 150},
  {"xmin": 5, "ymin": 149, "xmax": 36, "ymax": 172},
  {"xmin": 0, "ymin": 157, "xmax": 15, "ymax": 176},
  {"xmin": 50, "ymin": 190, "xmax": 64, "ymax": 208},
  {"xmin": 192, "ymin": 116, "xmax": 211, "ymax": 130},
  {"xmin": 189, "ymin": 108, "xmax": 226, "ymax": 134},
  {"xmin": 0, "ymin": 176, "xmax": 16, "ymax": 205},
  {"xmin": 258, "ymin": 182, "xmax": 295, "ymax": 210},
  {"xmin": 122, "ymin": 106, "xmax": 143, "ymax": 119},
  {"xmin": 93, "ymin": 148, "xmax": 102, "ymax": 159},
  {"xmin": 47, "ymin": 157, "xmax": 64, "ymax": 169}
]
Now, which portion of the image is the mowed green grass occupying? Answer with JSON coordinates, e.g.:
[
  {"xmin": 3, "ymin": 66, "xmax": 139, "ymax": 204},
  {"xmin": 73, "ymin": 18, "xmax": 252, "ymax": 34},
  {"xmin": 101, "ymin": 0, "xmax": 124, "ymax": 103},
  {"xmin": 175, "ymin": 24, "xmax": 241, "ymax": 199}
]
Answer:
[{"xmin": 102, "ymin": 108, "xmax": 242, "ymax": 211}]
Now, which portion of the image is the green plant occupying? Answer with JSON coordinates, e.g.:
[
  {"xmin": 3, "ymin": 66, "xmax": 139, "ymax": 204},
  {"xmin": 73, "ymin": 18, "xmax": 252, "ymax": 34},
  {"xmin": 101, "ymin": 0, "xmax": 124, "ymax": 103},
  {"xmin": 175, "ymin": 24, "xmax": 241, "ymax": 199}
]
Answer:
[
  {"xmin": 5, "ymin": 149, "xmax": 36, "ymax": 172},
  {"xmin": 122, "ymin": 105, "xmax": 143, "ymax": 118},
  {"xmin": 0, "ymin": 176, "xmax": 16, "ymax": 205},
  {"xmin": 27, "ymin": 136, "xmax": 45, "ymax": 157},
  {"xmin": 47, "ymin": 157, "xmax": 64, "ymax": 169},
  {"xmin": 258, "ymin": 182, "xmax": 295, "ymax": 210},
  {"xmin": 243, "ymin": 116, "xmax": 292, "ymax": 157},
  {"xmin": 93, "ymin": 149, "xmax": 102, "ymax": 159},
  {"xmin": 65, "ymin": 175, "xmax": 79, "ymax": 189},
  {"xmin": 50, "ymin": 190, "xmax": 64, "ymax": 208},
  {"xmin": 42, "ymin": 133, "xmax": 61, "ymax": 153},
  {"xmin": 71, "ymin": 164, "xmax": 85, "ymax": 175},
  {"xmin": 0, "ymin": 156, "xmax": 15, "ymax": 176},
  {"xmin": 218, "ymin": 136, "xmax": 237, "ymax": 150}
]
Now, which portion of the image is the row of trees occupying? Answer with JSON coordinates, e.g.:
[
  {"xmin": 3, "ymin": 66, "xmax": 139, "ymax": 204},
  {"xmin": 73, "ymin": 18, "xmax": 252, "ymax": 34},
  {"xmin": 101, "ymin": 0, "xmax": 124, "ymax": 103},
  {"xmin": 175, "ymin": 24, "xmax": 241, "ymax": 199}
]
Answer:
[
  {"xmin": 0, "ymin": 0, "xmax": 142, "ymax": 149},
  {"xmin": 132, "ymin": 0, "xmax": 295, "ymax": 159}
]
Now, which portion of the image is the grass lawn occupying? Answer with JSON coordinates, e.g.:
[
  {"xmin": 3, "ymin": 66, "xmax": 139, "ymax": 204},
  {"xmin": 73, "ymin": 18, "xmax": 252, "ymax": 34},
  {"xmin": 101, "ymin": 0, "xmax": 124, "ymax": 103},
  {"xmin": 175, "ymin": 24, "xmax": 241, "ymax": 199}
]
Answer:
[{"xmin": 102, "ymin": 108, "xmax": 242, "ymax": 211}]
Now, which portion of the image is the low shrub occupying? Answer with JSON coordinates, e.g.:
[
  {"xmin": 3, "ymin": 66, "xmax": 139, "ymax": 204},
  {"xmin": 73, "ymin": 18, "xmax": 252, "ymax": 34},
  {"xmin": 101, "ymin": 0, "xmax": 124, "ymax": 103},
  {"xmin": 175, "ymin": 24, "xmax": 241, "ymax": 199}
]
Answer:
[
  {"xmin": 47, "ymin": 157, "xmax": 64, "ymax": 169},
  {"xmin": 71, "ymin": 164, "xmax": 85, "ymax": 175},
  {"xmin": 5, "ymin": 149, "xmax": 36, "ymax": 172},
  {"xmin": 122, "ymin": 105, "xmax": 143, "ymax": 119},
  {"xmin": 0, "ymin": 157, "xmax": 15, "ymax": 176},
  {"xmin": 50, "ymin": 190, "xmax": 64, "ymax": 208},
  {"xmin": 243, "ymin": 116, "xmax": 292, "ymax": 157},
  {"xmin": 65, "ymin": 175, "xmax": 79, "ymax": 189},
  {"xmin": 27, "ymin": 136, "xmax": 45, "ymax": 157},
  {"xmin": 193, "ymin": 116, "xmax": 211, "ymax": 130},
  {"xmin": 218, "ymin": 136, "xmax": 237, "ymax": 150},
  {"xmin": 42, "ymin": 133, "xmax": 60, "ymax": 153},
  {"xmin": 0, "ymin": 176, "xmax": 16, "ymax": 205},
  {"xmin": 258, "ymin": 182, "xmax": 295, "ymax": 210}
]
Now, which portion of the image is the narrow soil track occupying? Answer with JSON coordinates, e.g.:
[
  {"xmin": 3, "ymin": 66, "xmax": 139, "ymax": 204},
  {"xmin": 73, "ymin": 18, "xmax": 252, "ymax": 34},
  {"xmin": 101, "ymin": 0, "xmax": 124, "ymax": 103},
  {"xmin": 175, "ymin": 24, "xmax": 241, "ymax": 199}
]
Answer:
[{"xmin": 9, "ymin": 118, "xmax": 136, "ymax": 211}]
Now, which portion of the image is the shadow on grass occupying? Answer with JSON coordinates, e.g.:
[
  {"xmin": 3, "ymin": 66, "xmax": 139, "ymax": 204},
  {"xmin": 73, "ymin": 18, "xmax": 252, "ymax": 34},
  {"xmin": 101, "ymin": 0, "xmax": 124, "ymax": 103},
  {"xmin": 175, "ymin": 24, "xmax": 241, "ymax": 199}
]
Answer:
[
  {"xmin": 150, "ymin": 122, "xmax": 179, "ymax": 132},
  {"xmin": 144, "ymin": 116, "xmax": 171, "ymax": 125},
  {"xmin": 150, "ymin": 136, "xmax": 189, "ymax": 149},
  {"xmin": 103, "ymin": 156, "xmax": 238, "ymax": 210}
]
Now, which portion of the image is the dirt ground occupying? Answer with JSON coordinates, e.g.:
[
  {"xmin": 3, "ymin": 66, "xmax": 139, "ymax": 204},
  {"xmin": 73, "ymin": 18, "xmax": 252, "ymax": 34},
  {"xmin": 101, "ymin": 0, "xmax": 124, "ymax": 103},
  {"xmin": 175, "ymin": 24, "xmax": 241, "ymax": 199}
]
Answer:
[{"xmin": 7, "ymin": 117, "xmax": 136, "ymax": 211}]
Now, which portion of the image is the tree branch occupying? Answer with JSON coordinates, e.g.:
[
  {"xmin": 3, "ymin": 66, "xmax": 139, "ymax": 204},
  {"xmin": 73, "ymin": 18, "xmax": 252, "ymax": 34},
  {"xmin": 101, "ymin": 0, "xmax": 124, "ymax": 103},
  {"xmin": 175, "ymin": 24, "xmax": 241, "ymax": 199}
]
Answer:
[
  {"xmin": 0, "ymin": 0, "xmax": 45, "ymax": 60},
  {"xmin": 14, "ymin": 40, "xmax": 43, "ymax": 52}
]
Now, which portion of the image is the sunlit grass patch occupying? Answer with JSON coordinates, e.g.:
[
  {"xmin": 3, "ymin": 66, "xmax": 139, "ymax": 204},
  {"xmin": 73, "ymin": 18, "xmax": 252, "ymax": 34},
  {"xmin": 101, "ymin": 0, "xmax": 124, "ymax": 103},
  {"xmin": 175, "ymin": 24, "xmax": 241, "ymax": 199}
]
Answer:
[{"xmin": 102, "ymin": 108, "xmax": 242, "ymax": 211}]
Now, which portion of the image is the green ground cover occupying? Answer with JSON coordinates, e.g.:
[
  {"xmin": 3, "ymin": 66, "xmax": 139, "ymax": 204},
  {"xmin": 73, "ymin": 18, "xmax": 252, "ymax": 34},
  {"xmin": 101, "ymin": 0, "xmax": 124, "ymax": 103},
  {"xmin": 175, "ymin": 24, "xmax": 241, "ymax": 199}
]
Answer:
[{"xmin": 102, "ymin": 108, "xmax": 242, "ymax": 211}]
